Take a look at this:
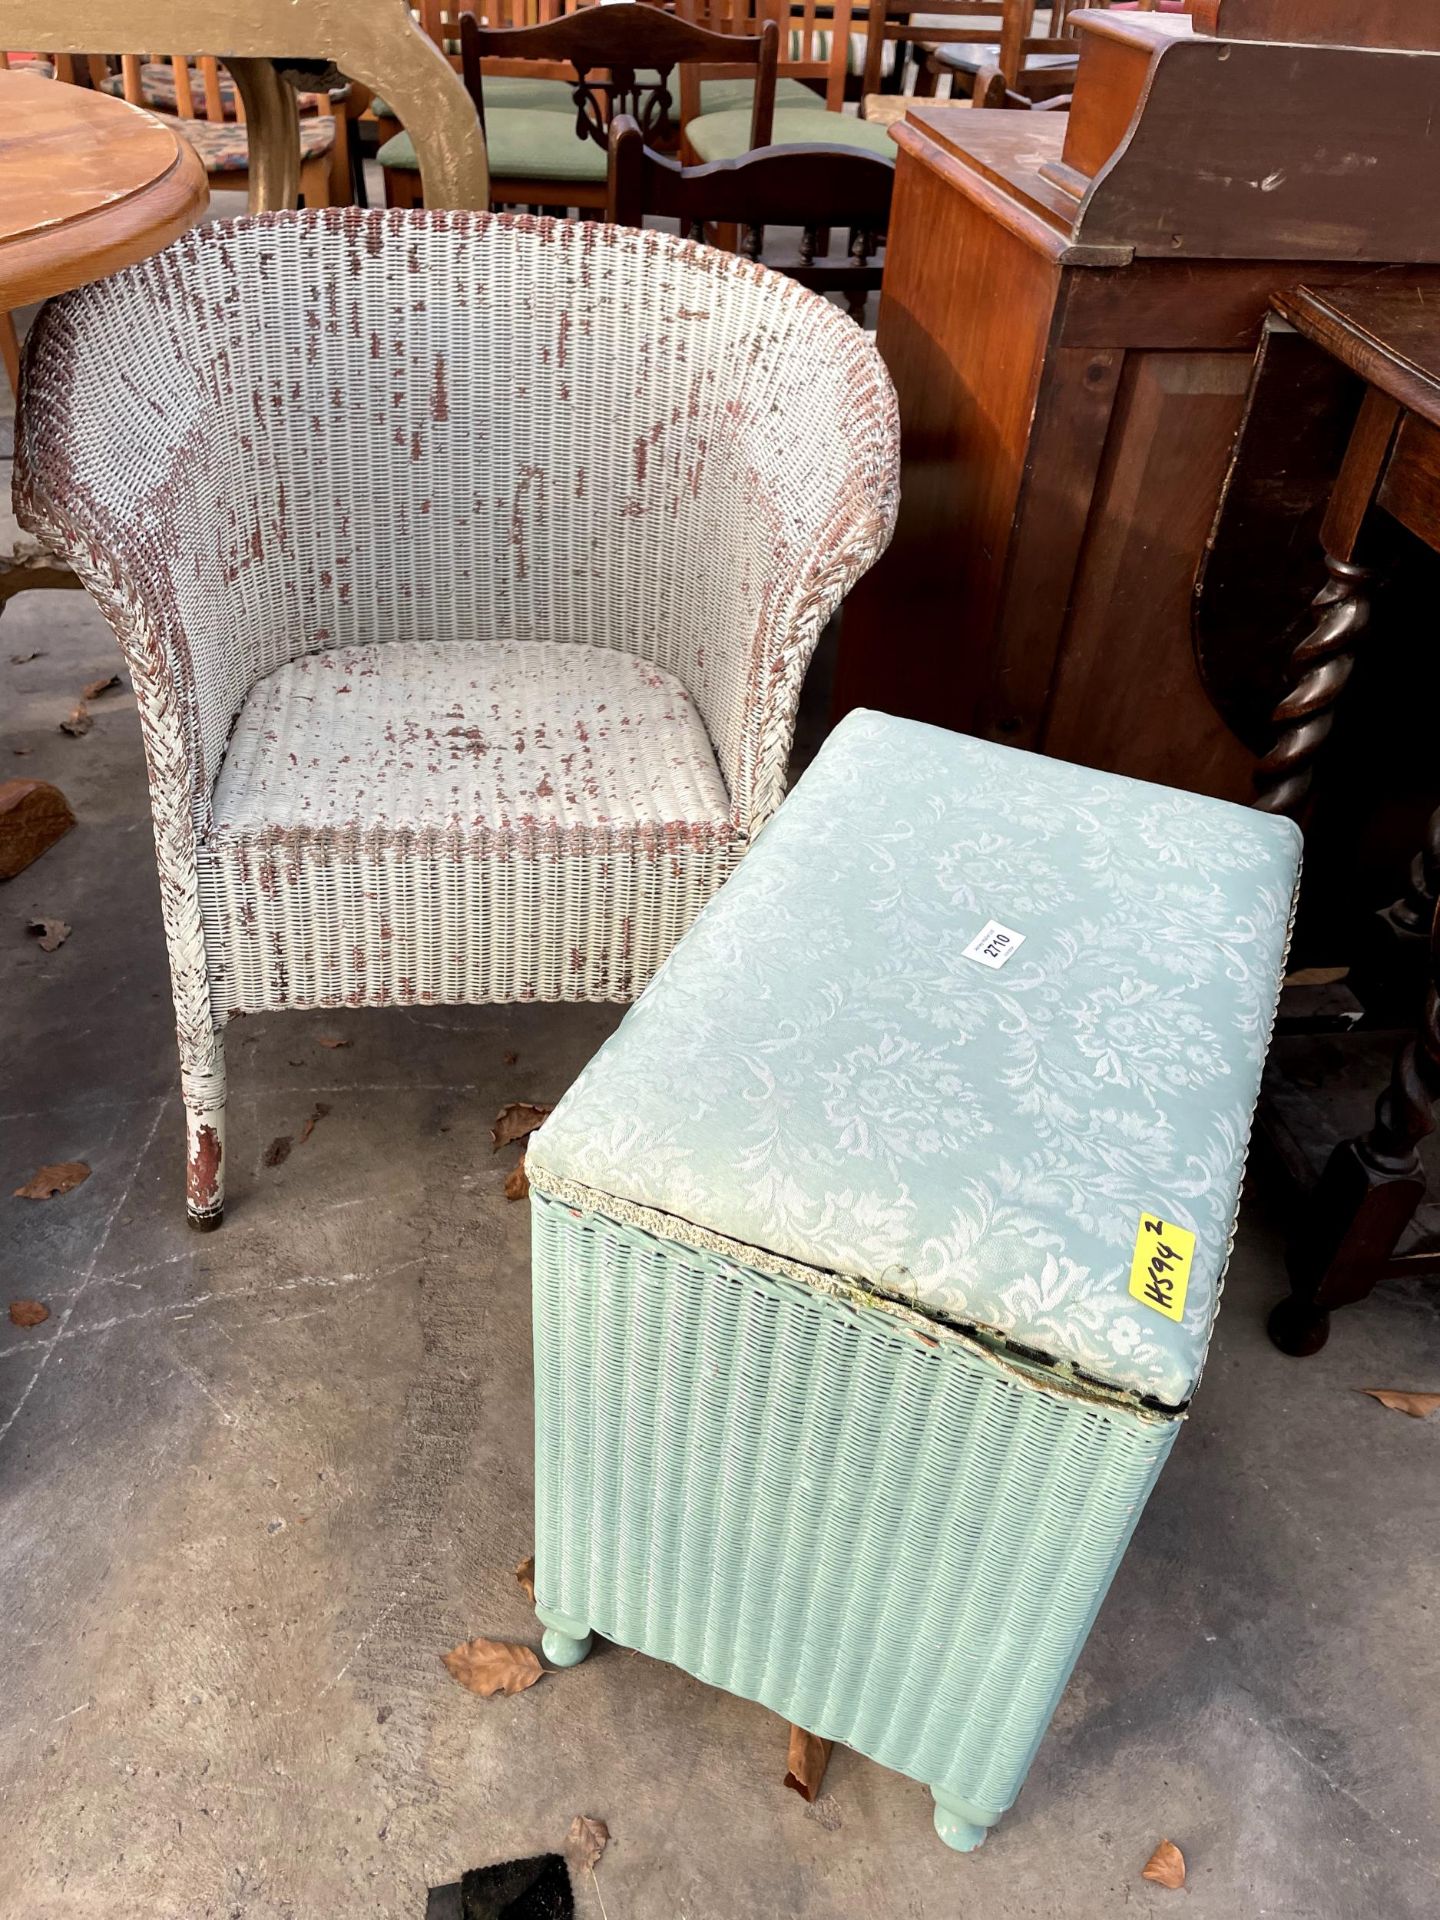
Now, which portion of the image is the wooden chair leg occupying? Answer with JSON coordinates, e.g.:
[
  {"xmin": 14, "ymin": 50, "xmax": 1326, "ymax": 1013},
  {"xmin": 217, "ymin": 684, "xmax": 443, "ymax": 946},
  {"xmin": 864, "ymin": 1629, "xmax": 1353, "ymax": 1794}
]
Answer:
[
  {"xmin": 327, "ymin": 105, "xmax": 350, "ymax": 205},
  {"xmin": 1270, "ymin": 906, "xmax": 1440, "ymax": 1355},
  {"xmin": 1, "ymin": 310, "xmax": 19, "ymax": 400},
  {"xmin": 384, "ymin": 166, "xmax": 423, "ymax": 210},
  {"xmin": 300, "ymin": 150, "xmax": 331, "ymax": 209},
  {"xmin": 1271, "ymin": 808, "xmax": 1440, "ymax": 1352}
]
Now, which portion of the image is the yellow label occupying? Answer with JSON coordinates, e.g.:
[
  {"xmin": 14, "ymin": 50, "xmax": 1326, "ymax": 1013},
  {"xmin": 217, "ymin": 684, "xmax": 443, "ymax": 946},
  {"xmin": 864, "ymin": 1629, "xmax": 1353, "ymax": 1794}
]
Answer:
[{"xmin": 1128, "ymin": 1214, "xmax": 1196, "ymax": 1322}]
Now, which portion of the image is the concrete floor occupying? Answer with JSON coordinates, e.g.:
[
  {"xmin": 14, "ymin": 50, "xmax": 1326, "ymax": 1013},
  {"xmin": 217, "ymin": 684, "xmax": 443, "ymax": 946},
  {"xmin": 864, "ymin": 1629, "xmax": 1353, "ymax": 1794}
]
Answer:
[{"xmin": 4, "ymin": 536, "xmax": 1440, "ymax": 1920}]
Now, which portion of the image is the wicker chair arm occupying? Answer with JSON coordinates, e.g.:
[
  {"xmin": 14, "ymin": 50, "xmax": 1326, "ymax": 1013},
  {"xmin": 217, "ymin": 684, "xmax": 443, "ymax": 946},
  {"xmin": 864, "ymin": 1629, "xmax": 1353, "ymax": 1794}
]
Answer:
[
  {"xmin": 691, "ymin": 325, "xmax": 900, "ymax": 834},
  {"xmin": 15, "ymin": 302, "xmax": 261, "ymax": 832}
]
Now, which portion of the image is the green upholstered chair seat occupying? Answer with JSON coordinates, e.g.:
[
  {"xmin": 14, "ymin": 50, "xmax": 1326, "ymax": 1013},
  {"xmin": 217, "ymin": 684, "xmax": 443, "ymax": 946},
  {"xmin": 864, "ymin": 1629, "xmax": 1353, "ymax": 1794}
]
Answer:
[
  {"xmin": 685, "ymin": 105, "xmax": 898, "ymax": 163},
  {"xmin": 380, "ymin": 113, "xmax": 607, "ymax": 184},
  {"xmin": 698, "ymin": 75, "xmax": 824, "ymax": 114},
  {"xmin": 376, "ymin": 76, "xmax": 816, "ymax": 126},
  {"xmin": 372, "ymin": 76, "xmax": 576, "ymax": 120}
]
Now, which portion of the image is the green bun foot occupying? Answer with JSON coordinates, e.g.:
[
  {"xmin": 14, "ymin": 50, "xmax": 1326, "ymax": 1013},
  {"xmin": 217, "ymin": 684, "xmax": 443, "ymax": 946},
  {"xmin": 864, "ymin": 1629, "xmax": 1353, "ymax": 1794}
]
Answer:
[
  {"xmin": 536, "ymin": 1603, "xmax": 593, "ymax": 1668},
  {"xmin": 931, "ymin": 1788, "xmax": 999, "ymax": 1853},
  {"xmin": 541, "ymin": 1624, "xmax": 593, "ymax": 1667}
]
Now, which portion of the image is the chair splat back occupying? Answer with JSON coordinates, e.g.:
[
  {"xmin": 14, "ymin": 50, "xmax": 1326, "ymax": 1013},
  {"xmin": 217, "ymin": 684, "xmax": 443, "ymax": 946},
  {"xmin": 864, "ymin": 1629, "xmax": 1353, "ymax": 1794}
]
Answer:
[
  {"xmin": 608, "ymin": 112, "xmax": 892, "ymax": 319},
  {"xmin": 460, "ymin": 2, "xmax": 779, "ymax": 150},
  {"xmin": 687, "ymin": 0, "xmax": 860, "ymax": 112}
]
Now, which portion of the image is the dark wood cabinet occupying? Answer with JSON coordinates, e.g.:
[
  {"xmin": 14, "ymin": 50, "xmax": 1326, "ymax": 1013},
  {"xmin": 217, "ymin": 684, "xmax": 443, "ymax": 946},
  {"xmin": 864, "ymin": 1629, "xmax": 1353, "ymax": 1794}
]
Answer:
[{"xmin": 837, "ymin": 8, "xmax": 1440, "ymax": 817}]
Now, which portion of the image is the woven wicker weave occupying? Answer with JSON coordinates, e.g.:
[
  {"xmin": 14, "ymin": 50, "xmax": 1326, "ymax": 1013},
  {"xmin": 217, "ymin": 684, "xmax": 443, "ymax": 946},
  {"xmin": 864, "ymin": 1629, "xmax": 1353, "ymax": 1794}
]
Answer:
[
  {"xmin": 15, "ymin": 208, "xmax": 898, "ymax": 1224},
  {"xmin": 532, "ymin": 1193, "xmax": 1175, "ymax": 1847}
]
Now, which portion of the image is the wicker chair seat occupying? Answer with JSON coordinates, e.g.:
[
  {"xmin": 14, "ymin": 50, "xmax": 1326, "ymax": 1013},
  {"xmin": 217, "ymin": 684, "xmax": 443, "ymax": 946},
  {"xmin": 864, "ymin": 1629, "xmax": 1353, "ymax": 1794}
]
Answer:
[
  {"xmin": 212, "ymin": 639, "xmax": 730, "ymax": 842},
  {"xmin": 202, "ymin": 638, "xmax": 736, "ymax": 1007}
]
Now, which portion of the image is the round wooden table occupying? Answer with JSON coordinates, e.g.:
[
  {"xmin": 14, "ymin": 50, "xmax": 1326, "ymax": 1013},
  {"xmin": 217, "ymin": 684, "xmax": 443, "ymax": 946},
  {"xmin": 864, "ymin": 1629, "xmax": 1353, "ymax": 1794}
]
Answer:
[{"xmin": 0, "ymin": 69, "xmax": 209, "ymax": 311}]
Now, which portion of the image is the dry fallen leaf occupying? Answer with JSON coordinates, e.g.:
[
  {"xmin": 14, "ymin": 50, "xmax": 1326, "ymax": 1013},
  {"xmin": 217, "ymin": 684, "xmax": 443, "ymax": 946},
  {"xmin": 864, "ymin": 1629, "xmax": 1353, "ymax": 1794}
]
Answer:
[
  {"xmin": 783, "ymin": 1725, "xmax": 834, "ymax": 1803},
  {"xmin": 516, "ymin": 1554, "xmax": 536, "ymax": 1602},
  {"xmin": 81, "ymin": 673, "xmax": 121, "ymax": 701},
  {"xmin": 317, "ymin": 1034, "xmax": 351, "ymax": 1050},
  {"xmin": 505, "ymin": 1153, "xmax": 530, "ymax": 1202},
  {"xmin": 14, "ymin": 1161, "xmax": 90, "ymax": 1200},
  {"xmin": 26, "ymin": 918, "xmax": 71, "ymax": 953},
  {"xmin": 1361, "ymin": 1388, "xmax": 1440, "ymax": 1420},
  {"xmin": 491, "ymin": 1102, "xmax": 552, "ymax": 1152},
  {"xmin": 59, "ymin": 703, "xmax": 92, "ymax": 737},
  {"xmin": 8, "ymin": 1299, "xmax": 50, "ymax": 1329},
  {"xmin": 1141, "ymin": 1840, "xmax": 1186, "ymax": 1890},
  {"xmin": 298, "ymin": 1101, "xmax": 331, "ymax": 1145},
  {"xmin": 568, "ymin": 1815, "xmax": 609, "ymax": 1873},
  {"xmin": 264, "ymin": 1136, "xmax": 293, "ymax": 1168},
  {"xmin": 440, "ymin": 1635, "xmax": 544, "ymax": 1697}
]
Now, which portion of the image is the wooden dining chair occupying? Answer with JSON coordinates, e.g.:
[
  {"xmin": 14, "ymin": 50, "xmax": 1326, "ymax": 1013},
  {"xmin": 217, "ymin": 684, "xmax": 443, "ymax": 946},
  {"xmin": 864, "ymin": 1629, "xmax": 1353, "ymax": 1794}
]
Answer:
[
  {"xmin": 922, "ymin": 0, "xmax": 1175, "ymax": 102},
  {"xmin": 680, "ymin": 0, "xmax": 897, "ymax": 166},
  {"xmin": 928, "ymin": 0, "xmax": 1083, "ymax": 103},
  {"xmin": 0, "ymin": 47, "xmax": 107, "ymax": 84},
  {"xmin": 103, "ymin": 51, "xmax": 367, "ymax": 203},
  {"xmin": 378, "ymin": 0, "xmax": 601, "ymax": 206},
  {"xmin": 116, "ymin": 54, "xmax": 340, "ymax": 207},
  {"xmin": 607, "ymin": 110, "xmax": 893, "ymax": 320},
  {"xmin": 857, "ymin": 0, "xmax": 1004, "ymax": 113},
  {"xmin": 11, "ymin": 0, "xmax": 488, "ymax": 212},
  {"xmin": 383, "ymin": 3, "xmax": 779, "ymax": 213}
]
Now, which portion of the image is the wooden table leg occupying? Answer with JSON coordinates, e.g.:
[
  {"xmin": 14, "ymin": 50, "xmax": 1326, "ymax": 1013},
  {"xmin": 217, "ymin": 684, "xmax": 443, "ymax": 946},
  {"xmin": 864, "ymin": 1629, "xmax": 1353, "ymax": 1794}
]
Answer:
[
  {"xmin": 1250, "ymin": 552, "xmax": 1371, "ymax": 818},
  {"xmin": 227, "ymin": 57, "xmax": 301, "ymax": 212},
  {"xmin": 1253, "ymin": 388, "xmax": 1397, "ymax": 819}
]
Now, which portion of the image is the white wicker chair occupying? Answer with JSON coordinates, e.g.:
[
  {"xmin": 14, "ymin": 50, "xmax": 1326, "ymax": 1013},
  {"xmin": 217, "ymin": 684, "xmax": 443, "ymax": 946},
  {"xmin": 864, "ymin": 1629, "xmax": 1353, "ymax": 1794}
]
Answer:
[{"xmin": 16, "ymin": 209, "xmax": 898, "ymax": 1227}]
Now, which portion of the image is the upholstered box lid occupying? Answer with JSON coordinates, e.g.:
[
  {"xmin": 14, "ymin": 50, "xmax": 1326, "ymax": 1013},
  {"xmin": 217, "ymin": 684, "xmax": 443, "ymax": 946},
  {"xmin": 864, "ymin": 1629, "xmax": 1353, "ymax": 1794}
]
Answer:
[{"xmin": 530, "ymin": 711, "xmax": 1301, "ymax": 1408}]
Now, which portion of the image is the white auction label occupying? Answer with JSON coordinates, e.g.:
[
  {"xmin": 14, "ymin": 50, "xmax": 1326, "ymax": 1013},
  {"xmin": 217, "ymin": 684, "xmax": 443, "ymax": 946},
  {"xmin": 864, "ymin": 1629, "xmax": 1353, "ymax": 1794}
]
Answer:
[{"xmin": 962, "ymin": 920, "xmax": 1025, "ymax": 970}]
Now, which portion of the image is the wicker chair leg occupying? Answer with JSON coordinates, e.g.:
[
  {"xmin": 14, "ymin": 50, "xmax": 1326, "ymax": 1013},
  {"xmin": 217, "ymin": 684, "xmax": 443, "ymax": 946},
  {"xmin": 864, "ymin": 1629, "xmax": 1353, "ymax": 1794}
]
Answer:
[
  {"xmin": 535, "ymin": 1604, "xmax": 593, "ymax": 1668},
  {"xmin": 930, "ymin": 1787, "xmax": 1001, "ymax": 1853},
  {"xmin": 182, "ymin": 1037, "xmax": 227, "ymax": 1232}
]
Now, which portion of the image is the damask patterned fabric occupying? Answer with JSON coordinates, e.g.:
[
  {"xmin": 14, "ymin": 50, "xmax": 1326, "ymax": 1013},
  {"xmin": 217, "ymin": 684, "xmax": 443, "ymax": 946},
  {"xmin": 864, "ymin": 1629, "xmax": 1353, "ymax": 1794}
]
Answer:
[{"xmin": 531, "ymin": 710, "xmax": 1302, "ymax": 1407}]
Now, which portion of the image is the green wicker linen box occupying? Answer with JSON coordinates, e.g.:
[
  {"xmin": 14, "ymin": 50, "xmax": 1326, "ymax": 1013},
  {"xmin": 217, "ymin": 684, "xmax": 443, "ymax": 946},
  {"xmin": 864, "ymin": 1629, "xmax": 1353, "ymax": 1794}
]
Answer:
[{"xmin": 526, "ymin": 708, "xmax": 1302, "ymax": 1852}]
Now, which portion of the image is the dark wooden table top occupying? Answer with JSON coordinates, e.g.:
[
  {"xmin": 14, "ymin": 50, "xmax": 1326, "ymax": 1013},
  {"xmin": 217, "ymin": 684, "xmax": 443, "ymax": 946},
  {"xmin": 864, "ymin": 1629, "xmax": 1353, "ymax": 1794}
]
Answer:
[{"xmin": 1274, "ymin": 283, "xmax": 1440, "ymax": 428}]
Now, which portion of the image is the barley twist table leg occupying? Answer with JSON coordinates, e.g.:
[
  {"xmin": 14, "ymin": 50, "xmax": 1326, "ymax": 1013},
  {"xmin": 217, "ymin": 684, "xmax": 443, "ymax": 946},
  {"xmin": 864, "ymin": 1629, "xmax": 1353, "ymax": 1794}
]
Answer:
[{"xmin": 1252, "ymin": 554, "xmax": 1371, "ymax": 818}]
